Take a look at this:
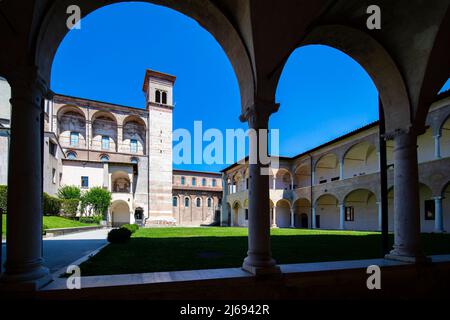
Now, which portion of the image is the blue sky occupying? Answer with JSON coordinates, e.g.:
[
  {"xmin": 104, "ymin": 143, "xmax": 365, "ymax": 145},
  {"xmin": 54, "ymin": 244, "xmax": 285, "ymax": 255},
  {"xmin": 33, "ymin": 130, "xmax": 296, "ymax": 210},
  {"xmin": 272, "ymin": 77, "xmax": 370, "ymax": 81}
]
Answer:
[{"xmin": 52, "ymin": 2, "xmax": 449, "ymax": 172}]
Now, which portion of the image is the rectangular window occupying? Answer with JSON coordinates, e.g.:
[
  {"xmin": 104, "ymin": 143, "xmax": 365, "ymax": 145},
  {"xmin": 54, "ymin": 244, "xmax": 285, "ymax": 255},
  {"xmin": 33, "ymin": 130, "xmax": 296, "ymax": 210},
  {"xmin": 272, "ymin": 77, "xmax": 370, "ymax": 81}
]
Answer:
[
  {"xmin": 70, "ymin": 132, "xmax": 79, "ymax": 147},
  {"xmin": 52, "ymin": 168, "xmax": 56, "ymax": 184},
  {"xmin": 181, "ymin": 176, "xmax": 185, "ymax": 185},
  {"xmin": 212, "ymin": 179, "xmax": 216, "ymax": 187},
  {"xmin": 331, "ymin": 176, "xmax": 340, "ymax": 182},
  {"xmin": 102, "ymin": 136, "xmax": 110, "ymax": 150},
  {"xmin": 192, "ymin": 177, "xmax": 197, "ymax": 186},
  {"xmin": 245, "ymin": 209, "xmax": 249, "ymax": 220},
  {"xmin": 319, "ymin": 179, "xmax": 327, "ymax": 184},
  {"xmin": 424, "ymin": 200, "xmax": 435, "ymax": 220},
  {"xmin": 202, "ymin": 179, "xmax": 206, "ymax": 186},
  {"xmin": 130, "ymin": 139, "xmax": 138, "ymax": 153},
  {"xmin": 81, "ymin": 176, "xmax": 89, "ymax": 188},
  {"xmin": 345, "ymin": 206, "xmax": 355, "ymax": 221},
  {"xmin": 49, "ymin": 141, "xmax": 57, "ymax": 157}
]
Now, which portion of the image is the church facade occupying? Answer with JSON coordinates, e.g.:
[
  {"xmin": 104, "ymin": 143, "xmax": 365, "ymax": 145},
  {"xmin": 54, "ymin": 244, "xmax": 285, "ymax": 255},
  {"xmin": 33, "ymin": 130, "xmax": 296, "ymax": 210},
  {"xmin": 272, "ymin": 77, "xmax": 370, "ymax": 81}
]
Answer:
[{"xmin": 0, "ymin": 71, "xmax": 222, "ymax": 226}]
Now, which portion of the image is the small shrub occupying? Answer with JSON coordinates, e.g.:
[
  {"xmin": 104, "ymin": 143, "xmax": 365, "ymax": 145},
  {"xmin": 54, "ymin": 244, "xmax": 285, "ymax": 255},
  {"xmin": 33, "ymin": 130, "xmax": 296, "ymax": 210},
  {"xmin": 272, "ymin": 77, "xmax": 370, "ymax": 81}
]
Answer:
[
  {"xmin": 58, "ymin": 185, "xmax": 81, "ymax": 200},
  {"xmin": 79, "ymin": 215, "xmax": 102, "ymax": 224},
  {"xmin": 61, "ymin": 199, "xmax": 79, "ymax": 218},
  {"xmin": 43, "ymin": 193, "xmax": 62, "ymax": 216},
  {"xmin": 0, "ymin": 185, "xmax": 7, "ymax": 214},
  {"xmin": 107, "ymin": 228, "xmax": 132, "ymax": 244},
  {"xmin": 121, "ymin": 224, "xmax": 139, "ymax": 234}
]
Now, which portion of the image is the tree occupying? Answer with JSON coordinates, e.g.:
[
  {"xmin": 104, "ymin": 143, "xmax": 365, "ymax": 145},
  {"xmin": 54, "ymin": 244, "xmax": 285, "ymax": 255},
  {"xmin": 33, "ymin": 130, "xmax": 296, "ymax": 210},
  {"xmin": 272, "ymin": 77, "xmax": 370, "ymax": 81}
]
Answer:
[
  {"xmin": 58, "ymin": 185, "xmax": 81, "ymax": 200},
  {"xmin": 80, "ymin": 187, "xmax": 112, "ymax": 218}
]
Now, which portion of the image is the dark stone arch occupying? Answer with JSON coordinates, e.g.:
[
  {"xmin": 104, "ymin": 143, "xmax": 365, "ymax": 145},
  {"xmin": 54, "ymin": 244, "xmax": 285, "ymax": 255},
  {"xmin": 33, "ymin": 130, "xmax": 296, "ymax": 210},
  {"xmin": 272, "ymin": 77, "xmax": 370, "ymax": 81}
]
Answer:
[{"xmin": 34, "ymin": 0, "xmax": 254, "ymax": 112}]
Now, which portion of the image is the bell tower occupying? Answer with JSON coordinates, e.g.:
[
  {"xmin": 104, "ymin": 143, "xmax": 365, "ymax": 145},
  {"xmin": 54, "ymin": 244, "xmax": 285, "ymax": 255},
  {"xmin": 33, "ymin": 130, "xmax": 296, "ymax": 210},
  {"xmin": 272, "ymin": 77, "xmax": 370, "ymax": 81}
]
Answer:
[{"xmin": 142, "ymin": 69, "xmax": 176, "ymax": 224}]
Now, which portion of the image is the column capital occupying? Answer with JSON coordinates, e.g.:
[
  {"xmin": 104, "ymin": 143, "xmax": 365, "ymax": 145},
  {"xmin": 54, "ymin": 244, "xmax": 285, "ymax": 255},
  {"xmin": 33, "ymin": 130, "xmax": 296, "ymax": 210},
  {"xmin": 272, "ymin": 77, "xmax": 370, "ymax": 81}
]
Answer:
[
  {"xmin": 433, "ymin": 196, "xmax": 443, "ymax": 201},
  {"xmin": 7, "ymin": 65, "xmax": 49, "ymax": 110},
  {"xmin": 239, "ymin": 98, "xmax": 279, "ymax": 129},
  {"xmin": 382, "ymin": 127, "xmax": 418, "ymax": 141}
]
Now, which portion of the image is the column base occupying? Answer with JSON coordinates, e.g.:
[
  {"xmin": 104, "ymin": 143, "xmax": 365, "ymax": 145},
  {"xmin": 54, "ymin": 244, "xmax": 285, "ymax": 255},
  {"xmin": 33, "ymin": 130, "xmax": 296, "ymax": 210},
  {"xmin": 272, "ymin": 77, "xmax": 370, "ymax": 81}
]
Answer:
[
  {"xmin": 242, "ymin": 257, "xmax": 281, "ymax": 276},
  {"xmin": 0, "ymin": 266, "xmax": 52, "ymax": 291},
  {"xmin": 384, "ymin": 253, "xmax": 431, "ymax": 264}
]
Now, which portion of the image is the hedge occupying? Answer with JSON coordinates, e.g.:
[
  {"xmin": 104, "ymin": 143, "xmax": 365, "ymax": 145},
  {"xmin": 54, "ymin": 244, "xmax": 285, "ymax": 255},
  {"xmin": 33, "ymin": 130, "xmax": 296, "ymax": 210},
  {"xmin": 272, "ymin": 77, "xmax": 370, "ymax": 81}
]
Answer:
[
  {"xmin": 0, "ymin": 185, "xmax": 7, "ymax": 214},
  {"xmin": 121, "ymin": 223, "xmax": 139, "ymax": 234},
  {"xmin": 43, "ymin": 192, "xmax": 62, "ymax": 216},
  {"xmin": 107, "ymin": 228, "xmax": 132, "ymax": 244}
]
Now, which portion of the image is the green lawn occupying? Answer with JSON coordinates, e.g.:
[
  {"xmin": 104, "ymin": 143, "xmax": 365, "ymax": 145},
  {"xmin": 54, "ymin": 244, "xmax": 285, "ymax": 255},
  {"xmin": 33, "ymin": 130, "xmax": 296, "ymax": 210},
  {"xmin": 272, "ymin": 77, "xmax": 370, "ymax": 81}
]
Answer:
[
  {"xmin": 78, "ymin": 227, "xmax": 450, "ymax": 276},
  {"xmin": 2, "ymin": 214, "xmax": 97, "ymax": 237}
]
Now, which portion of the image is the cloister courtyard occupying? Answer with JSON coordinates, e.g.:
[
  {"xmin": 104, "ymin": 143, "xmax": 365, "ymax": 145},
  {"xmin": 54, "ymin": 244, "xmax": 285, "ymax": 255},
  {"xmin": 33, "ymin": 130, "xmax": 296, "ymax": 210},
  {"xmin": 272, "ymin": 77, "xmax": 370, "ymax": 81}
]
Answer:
[{"xmin": 77, "ymin": 227, "xmax": 450, "ymax": 276}]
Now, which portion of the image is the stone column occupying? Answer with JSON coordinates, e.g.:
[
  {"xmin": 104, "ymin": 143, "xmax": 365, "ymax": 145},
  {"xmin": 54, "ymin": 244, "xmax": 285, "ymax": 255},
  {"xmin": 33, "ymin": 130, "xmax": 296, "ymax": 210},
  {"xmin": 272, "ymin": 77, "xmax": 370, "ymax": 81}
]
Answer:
[
  {"xmin": 272, "ymin": 207, "xmax": 277, "ymax": 228},
  {"xmin": 241, "ymin": 102, "xmax": 280, "ymax": 275},
  {"xmin": 339, "ymin": 203, "xmax": 345, "ymax": 230},
  {"xmin": 272, "ymin": 176, "xmax": 276, "ymax": 190},
  {"xmin": 377, "ymin": 201, "xmax": 382, "ymax": 231},
  {"xmin": 434, "ymin": 196, "xmax": 444, "ymax": 233},
  {"xmin": 385, "ymin": 130, "xmax": 426, "ymax": 263},
  {"xmin": 433, "ymin": 135, "xmax": 441, "ymax": 159},
  {"xmin": 312, "ymin": 205, "xmax": 316, "ymax": 229},
  {"xmin": 290, "ymin": 208, "xmax": 295, "ymax": 228},
  {"xmin": 311, "ymin": 170, "xmax": 315, "ymax": 185},
  {"xmin": 221, "ymin": 174, "xmax": 229, "ymax": 227},
  {"xmin": 0, "ymin": 67, "xmax": 51, "ymax": 290}
]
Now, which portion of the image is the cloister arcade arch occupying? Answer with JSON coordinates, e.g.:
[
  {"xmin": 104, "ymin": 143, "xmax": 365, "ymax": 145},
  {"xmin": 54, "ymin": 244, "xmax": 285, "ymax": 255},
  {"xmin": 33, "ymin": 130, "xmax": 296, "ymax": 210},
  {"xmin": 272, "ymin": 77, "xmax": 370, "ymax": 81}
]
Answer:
[
  {"xmin": 343, "ymin": 189, "xmax": 378, "ymax": 231},
  {"xmin": 343, "ymin": 141, "xmax": 378, "ymax": 179},
  {"xmin": 232, "ymin": 200, "xmax": 242, "ymax": 227},
  {"xmin": 314, "ymin": 194, "xmax": 340, "ymax": 230},
  {"xmin": 57, "ymin": 106, "xmax": 87, "ymax": 148},
  {"xmin": 122, "ymin": 116, "xmax": 147, "ymax": 155},
  {"xmin": 275, "ymin": 199, "xmax": 291, "ymax": 228},
  {"xmin": 293, "ymin": 163, "xmax": 311, "ymax": 189},
  {"xmin": 111, "ymin": 171, "xmax": 131, "ymax": 193},
  {"xmin": 441, "ymin": 116, "xmax": 450, "ymax": 158},
  {"xmin": 293, "ymin": 198, "xmax": 311, "ymax": 228},
  {"xmin": 273, "ymin": 169, "xmax": 293, "ymax": 190},
  {"xmin": 111, "ymin": 200, "xmax": 131, "ymax": 227},
  {"xmin": 91, "ymin": 111, "xmax": 118, "ymax": 152},
  {"xmin": 315, "ymin": 154, "xmax": 339, "ymax": 185}
]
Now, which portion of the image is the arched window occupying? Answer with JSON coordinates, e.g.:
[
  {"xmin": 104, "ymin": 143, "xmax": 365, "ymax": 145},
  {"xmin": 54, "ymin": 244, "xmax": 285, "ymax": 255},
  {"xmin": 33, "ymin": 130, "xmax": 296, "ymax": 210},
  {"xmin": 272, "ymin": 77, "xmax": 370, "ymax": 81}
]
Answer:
[
  {"xmin": 155, "ymin": 90, "xmax": 161, "ymax": 103},
  {"xmin": 184, "ymin": 197, "xmax": 190, "ymax": 207},
  {"xmin": 192, "ymin": 177, "xmax": 197, "ymax": 186},
  {"xmin": 162, "ymin": 91, "xmax": 167, "ymax": 105},
  {"xmin": 212, "ymin": 179, "xmax": 216, "ymax": 187},
  {"xmin": 67, "ymin": 151, "xmax": 77, "ymax": 160},
  {"xmin": 181, "ymin": 176, "xmax": 185, "ymax": 185},
  {"xmin": 207, "ymin": 198, "xmax": 212, "ymax": 208},
  {"xmin": 202, "ymin": 178, "xmax": 207, "ymax": 186},
  {"xmin": 130, "ymin": 157, "xmax": 138, "ymax": 164},
  {"xmin": 196, "ymin": 198, "xmax": 201, "ymax": 207},
  {"xmin": 100, "ymin": 154, "xmax": 109, "ymax": 162},
  {"xmin": 173, "ymin": 197, "xmax": 178, "ymax": 207}
]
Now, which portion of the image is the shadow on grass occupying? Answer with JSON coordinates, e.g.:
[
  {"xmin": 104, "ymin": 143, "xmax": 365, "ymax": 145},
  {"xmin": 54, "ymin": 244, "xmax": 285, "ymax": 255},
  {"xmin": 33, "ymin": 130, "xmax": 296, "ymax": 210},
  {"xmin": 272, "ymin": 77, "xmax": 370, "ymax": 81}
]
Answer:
[{"xmin": 78, "ymin": 233, "xmax": 450, "ymax": 276}]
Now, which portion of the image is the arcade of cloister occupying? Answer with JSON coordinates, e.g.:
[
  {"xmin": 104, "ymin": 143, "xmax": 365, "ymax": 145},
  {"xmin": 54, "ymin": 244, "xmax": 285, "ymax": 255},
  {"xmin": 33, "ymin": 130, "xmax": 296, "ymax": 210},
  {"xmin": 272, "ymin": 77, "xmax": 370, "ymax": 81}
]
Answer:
[
  {"xmin": 223, "ymin": 95, "xmax": 450, "ymax": 233},
  {"xmin": 0, "ymin": 0, "xmax": 449, "ymax": 292}
]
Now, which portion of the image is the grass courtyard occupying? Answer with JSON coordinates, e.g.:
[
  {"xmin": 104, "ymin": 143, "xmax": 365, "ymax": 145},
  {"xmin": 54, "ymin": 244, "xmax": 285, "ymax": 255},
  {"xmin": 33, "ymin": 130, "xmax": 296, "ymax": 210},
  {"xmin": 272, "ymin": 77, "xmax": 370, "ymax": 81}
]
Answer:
[
  {"xmin": 1, "ymin": 214, "xmax": 98, "ymax": 237},
  {"xmin": 78, "ymin": 227, "xmax": 450, "ymax": 276}
]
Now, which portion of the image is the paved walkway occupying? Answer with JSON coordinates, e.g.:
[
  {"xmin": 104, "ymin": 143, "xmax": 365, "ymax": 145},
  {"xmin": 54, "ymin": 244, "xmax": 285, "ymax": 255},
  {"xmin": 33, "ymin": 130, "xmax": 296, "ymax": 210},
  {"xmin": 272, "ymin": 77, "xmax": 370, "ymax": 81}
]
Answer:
[{"xmin": 1, "ymin": 228, "xmax": 109, "ymax": 275}]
